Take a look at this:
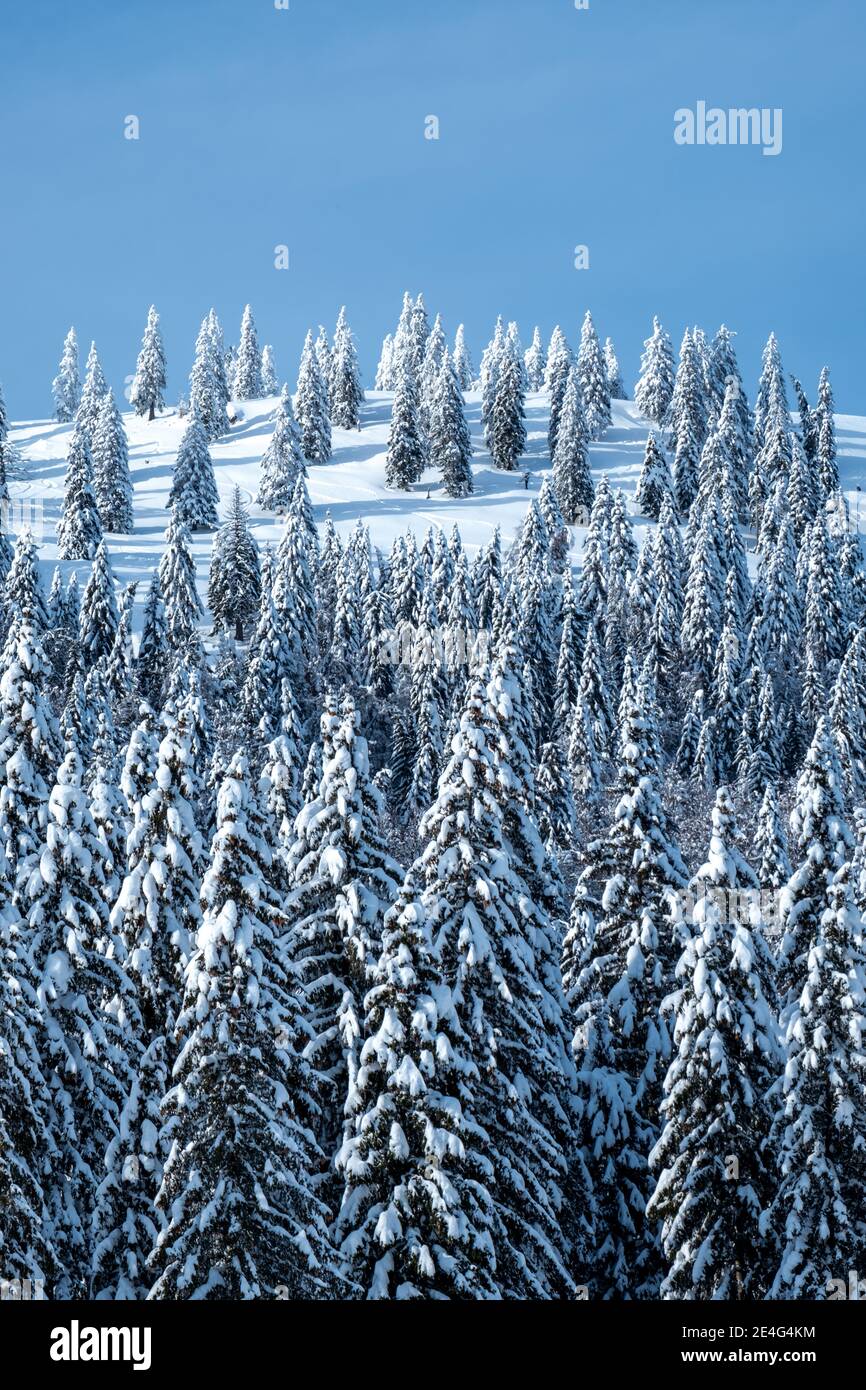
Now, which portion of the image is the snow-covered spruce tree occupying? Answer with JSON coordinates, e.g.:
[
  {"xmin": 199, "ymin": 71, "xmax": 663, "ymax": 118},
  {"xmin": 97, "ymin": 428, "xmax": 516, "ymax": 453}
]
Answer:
[
  {"xmin": 414, "ymin": 681, "xmax": 581, "ymax": 1297},
  {"xmin": 524, "ymin": 326, "xmax": 545, "ymax": 391},
  {"xmin": 5, "ymin": 527, "xmax": 50, "ymax": 632},
  {"xmin": 0, "ymin": 613, "xmax": 60, "ymax": 886},
  {"xmin": 241, "ymin": 567, "xmax": 297, "ymax": 745},
  {"xmin": 285, "ymin": 694, "xmax": 403, "ymax": 1165},
  {"xmin": 296, "ymin": 329, "xmax": 332, "ymax": 463},
  {"xmin": 130, "ymin": 305, "xmax": 167, "ymax": 421},
  {"xmin": 647, "ymin": 788, "xmax": 779, "ymax": 1299},
  {"xmin": 137, "ymin": 572, "xmax": 169, "ymax": 711},
  {"xmin": 234, "ymin": 304, "xmax": 263, "ymax": 400},
  {"xmin": 336, "ymin": 888, "xmax": 500, "ymax": 1299},
  {"xmin": 260, "ymin": 344, "xmax": 279, "ymax": 396},
  {"xmin": 158, "ymin": 508, "xmax": 203, "ymax": 652},
  {"xmin": 764, "ymin": 852, "xmax": 866, "ymax": 1299},
  {"xmin": 753, "ymin": 332, "xmax": 789, "ymax": 451},
  {"xmin": 385, "ymin": 348, "xmax": 426, "ymax": 489},
  {"xmin": 273, "ymin": 491, "xmax": 319, "ymax": 699},
  {"xmin": 24, "ymin": 743, "xmax": 134, "ymax": 1297},
  {"xmin": 776, "ymin": 718, "xmax": 854, "ymax": 1009},
  {"xmin": 577, "ymin": 310, "xmax": 612, "ymax": 439},
  {"xmin": 429, "ymin": 349, "xmax": 473, "ymax": 497},
  {"xmin": 374, "ymin": 333, "xmax": 394, "ymax": 392},
  {"xmin": 604, "ymin": 336, "xmax": 626, "ymax": 400},
  {"xmin": 79, "ymin": 539, "xmax": 120, "ymax": 665},
  {"xmin": 91, "ymin": 389, "xmax": 133, "ymax": 533},
  {"xmin": 634, "ymin": 316, "xmax": 675, "ymax": 427},
  {"xmin": 315, "ymin": 325, "xmax": 333, "ymax": 408},
  {"xmin": 753, "ymin": 782, "xmax": 791, "ymax": 891},
  {"xmin": 188, "ymin": 311, "xmax": 226, "ymax": 439},
  {"xmin": 57, "ymin": 426, "xmax": 103, "ymax": 560},
  {"xmin": 545, "ymin": 326, "xmax": 573, "ymax": 456},
  {"xmin": 52, "ymin": 326, "xmax": 80, "ymax": 422},
  {"xmin": 112, "ymin": 705, "xmax": 203, "ymax": 1062},
  {"xmin": 257, "ymin": 384, "xmax": 304, "ymax": 512},
  {"xmin": 569, "ymin": 688, "xmax": 688, "ymax": 1298},
  {"xmin": 681, "ymin": 497, "xmax": 725, "ymax": 689},
  {"xmin": 168, "ymin": 412, "xmax": 219, "ymax": 532},
  {"xmin": 149, "ymin": 754, "xmax": 338, "ymax": 1300},
  {"xmin": 552, "ymin": 366, "xmax": 593, "ymax": 522},
  {"xmin": 330, "ymin": 306, "xmax": 364, "ymax": 429},
  {"xmin": 0, "ymin": 840, "xmax": 57, "ymax": 1287},
  {"xmin": 208, "ymin": 486, "xmax": 261, "ymax": 641},
  {"xmin": 814, "ymin": 368, "xmax": 838, "ymax": 495},
  {"xmin": 536, "ymin": 738, "xmax": 577, "ymax": 852},
  {"xmin": 75, "ymin": 341, "xmax": 108, "ymax": 447},
  {"xmin": 635, "ymin": 433, "xmax": 674, "ymax": 520},
  {"xmin": 489, "ymin": 338, "xmax": 526, "ymax": 471},
  {"xmin": 452, "ymin": 323, "xmax": 474, "ymax": 391},
  {"xmin": 668, "ymin": 330, "xmax": 706, "ymax": 457}
]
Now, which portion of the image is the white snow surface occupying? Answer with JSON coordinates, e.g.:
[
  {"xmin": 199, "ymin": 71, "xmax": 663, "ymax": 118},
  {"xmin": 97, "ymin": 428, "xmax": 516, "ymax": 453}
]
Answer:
[{"xmin": 8, "ymin": 391, "xmax": 866, "ymax": 636}]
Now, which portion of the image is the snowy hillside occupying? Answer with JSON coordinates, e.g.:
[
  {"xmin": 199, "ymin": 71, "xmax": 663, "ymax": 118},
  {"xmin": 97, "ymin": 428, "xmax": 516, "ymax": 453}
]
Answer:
[{"xmin": 9, "ymin": 391, "xmax": 866, "ymax": 623}]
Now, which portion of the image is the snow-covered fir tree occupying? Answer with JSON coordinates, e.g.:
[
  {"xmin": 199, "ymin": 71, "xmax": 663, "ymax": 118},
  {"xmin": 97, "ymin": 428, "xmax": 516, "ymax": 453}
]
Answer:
[
  {"xmin": 130, "ymin": 305, "xmax": 167, "ymax": 421},
  {"xmin": 296, "ymin": 329, "xmax": 332, "ymax": 463},
  {"xmin": 92, "ymin": 389, "xmax": 133, "ymax": 533},
  {"xmin": 149, "ymin": 754, "xmax": 337, "ymax": 1299},
  {"xmin": 208, "ymin": 486, "xmax": 261, "ymax": 641},
  {"xmin": 168, "ymin": 412, "xmax": 219, "ymax": 531},
  {"xmin": 57, "ymin": 427, "xmax": 103, "ymax": 560},
  {"xmin": 234, "ymin": 303, "xmax": 263, "ymax": 399},
  {"xmin": 634, "ymin": 316, "xmax": 675, "ymax": 427},
  {"xmin": 52, "ymin": 327, "xmax": 80, "ymax": 423}
]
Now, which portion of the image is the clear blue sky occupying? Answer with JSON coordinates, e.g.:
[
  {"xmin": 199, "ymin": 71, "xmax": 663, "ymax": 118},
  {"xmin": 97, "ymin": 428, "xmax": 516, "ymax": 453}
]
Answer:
[{"xmin": 1, "ymin": 0, "xmax": 863, "ymax": 418}]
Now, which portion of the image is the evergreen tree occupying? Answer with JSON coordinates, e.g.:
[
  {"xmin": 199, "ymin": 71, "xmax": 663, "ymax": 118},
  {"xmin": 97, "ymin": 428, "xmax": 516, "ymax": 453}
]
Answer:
[
  {"xmin": 92, "ymin": 389, "xmax": 133, "ymax": 533},
  {"xmin": 234, "ymin": 304, "xmax": 263, "ymax": 399},
  {"xmin": 286, "ymin": 695, "xmax": 403, "ymax": 1163},
  {"xmin": 189, "ymin": 312, "xmax": 227, "ymax": 440},
  {"xmin": 137, "ymin": 572, "xmax": 169, "ymax": 710},
  {"xmin": 130, "ymin": 305, "xmax": 167, "ymax": 421},
  {"xmin": 385, "ymin": 351, "xmax": 426, "ymax": 490},
  {"xmin": 634, "ymin": 316, "xmax": 675, "ymax": 426},
  {"xmin": 79, "ymin": 539, "xmax": 120, "ymax": 665},
  {"xmin": 24, "ymin": 745, "xmax": 133, "ymax": 1296},
  {"xmin": 753, "ymin": 782, "xmax": 791, "ymax": 890},
  {"xmin": 168, "ymin": 413, "xmax": 219, "ymax": 531},
  {"xmin": 158, "ymin": 508, "xmax": 203, "ymax": 652},
  {"xmin": 552, "ymin": 366, "xmax": 593, "ymax": 522},
  {"xmin": 570, "ymin": 689, "xmax": 688, "ymax": 1297},
  {"xmin": 453, "ymin": 323, "xmax": 474, "ymax": 391},
  {"xmin": 429, "ymin": 350, "xmax": 473, "ymax": 497},
  {"xmin": 336, "ymin": 886, "xmax": 500, "ymax": 1299},
  {"xmin": 647, "ymin": 788, "xmax": 779, "ymax": 1299},
  {"xmin": 635, "ymin": 433, "xmax": 674, "ymax": 520},
  {"xmin": 604, "ymin": 337, "xmax": 626, "ymax": 399},
  {"xmin": 330, "ymin": 306, "xmax": 364, "ymax": 429},
  {"xmin": 414, "ymin": 681, "xmax": 580, "ymax": 1297},
  {"xmin": 57, "ymin": 427, "xmax": 103, "ymax": 560},
  {"xmin": 488, "ymin": 338, "xmax": 526, "ymax": 471},
  {"xmin": 374, "ymin": 333, "xmax": 394, "ymax": 392},
  {"xmin": 149, "ymin": 754, "xmax": 337, "ymax": 1299},
  {"xmin": 52, "ymin": 327, "xmax": 80, "ymax": 422},
  {"xmin": 75, "ymin": 341, "xmax": 108, "ymax": 446},
  {"xmin": 764, "ymin": 852, "xmax": 866, "ymax": 1298},
  {"xmin": 545, "ymin": 326, "xmax": 573, "ymax": 456},
  {"xmin": 260, "ymin": 344, "xmax": 279, "ymax": 396},
  {"xmin": 296, "ymin": 330, "xmax": 332, "ymax": 463},
  {"xmin": 524, "ymin": 326, "xmax": 546, "ymax": 391},
  {"xmin": 208, "ymin": 487, "xmax": 261, "ymax": 641},
  {"xmin": 257, "ymin": 384, "xmax": 304, "ymax": 511},
  {"xmin": 577, "ymin": 310, "xmax": 612, "ymax": 438}
]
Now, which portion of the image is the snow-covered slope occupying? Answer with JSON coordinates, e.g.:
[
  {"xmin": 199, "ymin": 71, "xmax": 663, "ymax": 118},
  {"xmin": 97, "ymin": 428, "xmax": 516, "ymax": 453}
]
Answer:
[{"xmin": 8, "ymin": 391, "xmax": 866, "ymax": 628}]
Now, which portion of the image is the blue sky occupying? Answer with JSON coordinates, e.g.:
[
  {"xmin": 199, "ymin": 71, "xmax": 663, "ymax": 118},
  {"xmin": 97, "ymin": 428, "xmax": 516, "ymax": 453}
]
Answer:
[{"xmin": 1, "ymin": 0, "xmax": 863, "ymax": 418}]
